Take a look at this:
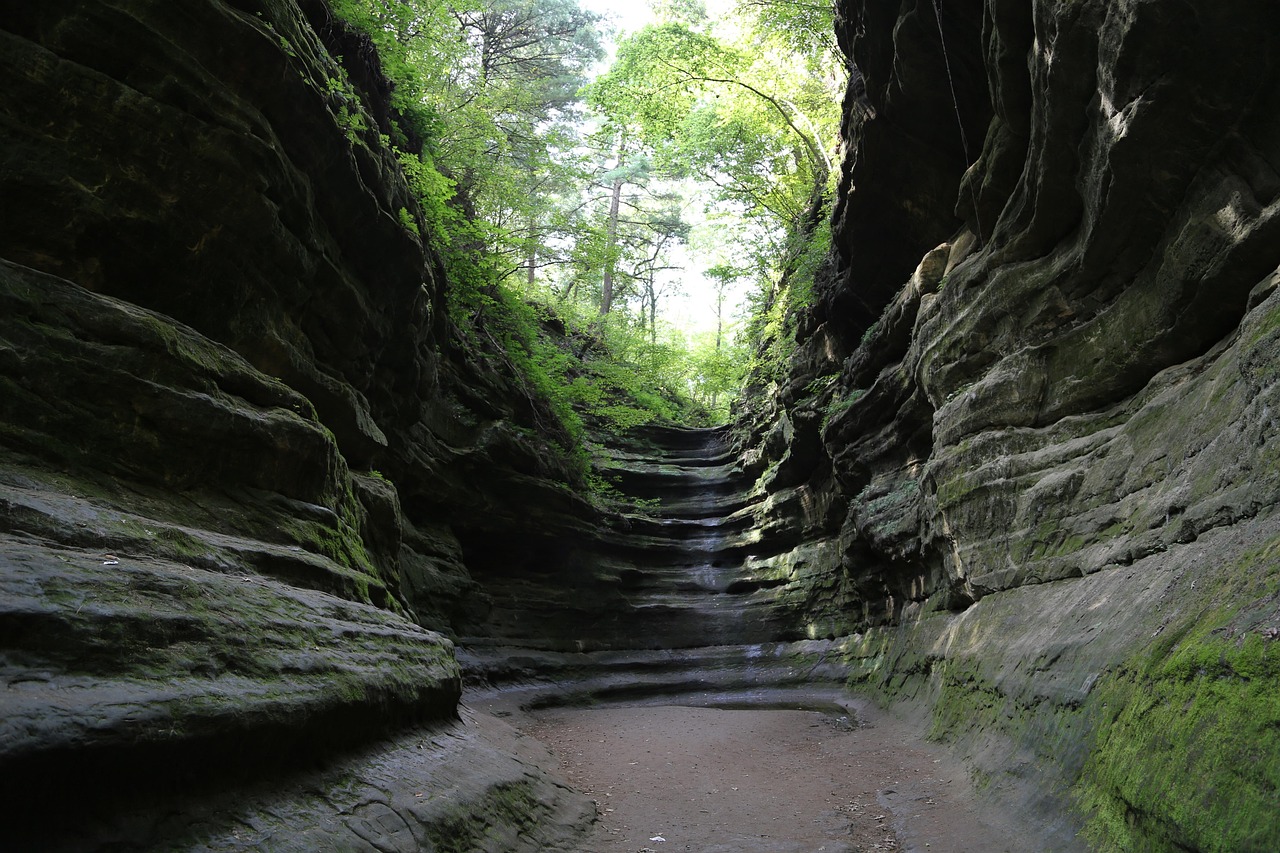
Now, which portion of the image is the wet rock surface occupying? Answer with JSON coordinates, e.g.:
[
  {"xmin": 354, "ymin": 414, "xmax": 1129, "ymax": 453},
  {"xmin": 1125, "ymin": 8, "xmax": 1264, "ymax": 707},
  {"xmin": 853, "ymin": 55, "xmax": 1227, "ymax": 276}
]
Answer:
[{"xmin": 459, "ymin": 425, "xmax": 853, "ymax": 705}]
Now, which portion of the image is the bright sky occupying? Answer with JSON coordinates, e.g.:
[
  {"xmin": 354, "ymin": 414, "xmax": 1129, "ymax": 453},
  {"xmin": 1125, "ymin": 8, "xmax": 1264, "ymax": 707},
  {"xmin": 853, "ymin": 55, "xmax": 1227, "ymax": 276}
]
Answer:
[
  {"xmin": 578, "ymin": 0, "xmax": 654, "ymax": 36},
  {"xmin": 579, "ymin": 0, "xmax": 737, "ymax": 38}
]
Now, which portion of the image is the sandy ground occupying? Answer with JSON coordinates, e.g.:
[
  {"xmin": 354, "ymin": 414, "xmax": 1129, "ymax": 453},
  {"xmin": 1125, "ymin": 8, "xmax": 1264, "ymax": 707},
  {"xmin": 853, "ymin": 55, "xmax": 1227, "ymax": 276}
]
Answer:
[{"xmin": 513, "ymin": 700, "xmax": 1025, "ymax": 853}]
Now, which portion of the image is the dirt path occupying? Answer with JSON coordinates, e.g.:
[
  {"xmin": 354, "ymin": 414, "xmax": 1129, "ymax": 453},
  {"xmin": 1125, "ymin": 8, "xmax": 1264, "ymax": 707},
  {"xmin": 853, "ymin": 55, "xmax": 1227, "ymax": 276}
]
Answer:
[{"xmin": 515, "ymin": 701, "xmax": 1024, "ymax": 853}]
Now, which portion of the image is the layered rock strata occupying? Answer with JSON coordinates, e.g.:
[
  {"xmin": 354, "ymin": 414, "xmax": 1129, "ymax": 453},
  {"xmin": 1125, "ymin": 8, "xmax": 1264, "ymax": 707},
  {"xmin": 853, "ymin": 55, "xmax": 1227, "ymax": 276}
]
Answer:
[
  {"xmin": 460, "ymin": 425, "xmax": 851, "ymax": 707},
  {"xmin": 733, "ymin": 0, "xmax": 1280, "ymax": 847},
  {"xmin": 0, "ymin": 0, "xmax": 592, "ymax": 846}
]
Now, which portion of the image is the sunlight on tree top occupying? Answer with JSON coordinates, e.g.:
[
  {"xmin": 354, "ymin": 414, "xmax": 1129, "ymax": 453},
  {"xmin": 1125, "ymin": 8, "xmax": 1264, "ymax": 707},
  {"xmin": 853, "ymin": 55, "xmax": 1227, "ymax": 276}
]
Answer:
[{"xmin": 330, "ymin": 0, "xmax": 842, "ymax": 426}]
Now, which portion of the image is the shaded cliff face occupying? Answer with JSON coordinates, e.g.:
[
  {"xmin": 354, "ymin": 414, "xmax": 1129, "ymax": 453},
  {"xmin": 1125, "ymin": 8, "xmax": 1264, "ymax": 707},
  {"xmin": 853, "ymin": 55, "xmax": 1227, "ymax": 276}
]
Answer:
[
  {"xmin": 0, "ymin": 0, "xmax": 594, "ymax": 846},
  {"xmin": 746, "ymin": 0, "xmax": 1280, "ymax": 847},
  {"xmin": 801, "ymin": 0, "xmax": 1280, "ymax": 609},
  {"xmin": 4, "ymin": 0, "xmax": 1279, "ymax": 848}
]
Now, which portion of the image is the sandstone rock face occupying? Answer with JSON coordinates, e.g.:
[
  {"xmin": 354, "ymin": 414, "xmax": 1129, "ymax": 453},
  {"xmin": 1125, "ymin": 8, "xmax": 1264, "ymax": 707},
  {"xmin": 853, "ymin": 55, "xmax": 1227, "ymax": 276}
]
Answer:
[
  {"xmin": 459, "ymin": 425, "xmax": 852, "ymax": 708},
  {"xmin": 0, "ymin": 1, "xmax": 592, "ymax": 846},
  {"xmin": 5, "ymin": 0, "xmax": 1280, "ymax": 848},
  {"xmin": 741, "ymin": 0, "xmax": 1280, "ymax": 847}
]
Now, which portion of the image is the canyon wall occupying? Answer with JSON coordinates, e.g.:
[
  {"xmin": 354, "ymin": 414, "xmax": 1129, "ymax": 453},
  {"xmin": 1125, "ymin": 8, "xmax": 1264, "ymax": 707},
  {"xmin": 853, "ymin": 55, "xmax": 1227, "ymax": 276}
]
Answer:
[
  {"xmin": 740, "ymin": 0, "xmax": 1280, "ymax": 847},
  {"xmin": 2, "ymin": 0, "xmax": 1279, "ymax": 849},
  {"xmin": 0, "ymin": 0, "xmax": 596, "ymax": 847}
]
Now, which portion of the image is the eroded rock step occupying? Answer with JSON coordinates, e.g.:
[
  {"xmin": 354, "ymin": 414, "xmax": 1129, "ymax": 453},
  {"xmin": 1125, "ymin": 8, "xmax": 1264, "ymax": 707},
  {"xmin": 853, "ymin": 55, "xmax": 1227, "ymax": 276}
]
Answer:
[
  {"xmin": 461, "ymin": 639, "xmax": 851, "ymax": 708},
  {"xmin": 597, "ymin": 436, "xmax": 752, "ymax": 519},
  {"xmin": 599, "ymin": 424, "xmax": 737, "ymax": 460},
  {"xmin": 464, "ymin": 426, "xmax": 836, "ymax": 707}
]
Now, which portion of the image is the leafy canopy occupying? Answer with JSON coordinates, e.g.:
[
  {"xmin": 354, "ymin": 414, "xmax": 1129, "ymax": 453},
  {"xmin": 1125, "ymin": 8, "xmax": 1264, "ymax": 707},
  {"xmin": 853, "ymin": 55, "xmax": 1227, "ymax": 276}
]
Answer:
[{"xmin": 327, "ymin": 0, "xmax": 843, "ymax": 448}]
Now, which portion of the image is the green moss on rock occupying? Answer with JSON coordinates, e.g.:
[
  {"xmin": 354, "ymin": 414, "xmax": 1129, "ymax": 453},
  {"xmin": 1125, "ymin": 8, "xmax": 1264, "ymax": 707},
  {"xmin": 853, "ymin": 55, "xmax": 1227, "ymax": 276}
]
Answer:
[
  {"xmin": 424, "ymin": 780, "xmax": 547, "ymax": 853},
  {"xmin": 1076, "ymin": 539, "xmax": 1280, "ymax": 851}
]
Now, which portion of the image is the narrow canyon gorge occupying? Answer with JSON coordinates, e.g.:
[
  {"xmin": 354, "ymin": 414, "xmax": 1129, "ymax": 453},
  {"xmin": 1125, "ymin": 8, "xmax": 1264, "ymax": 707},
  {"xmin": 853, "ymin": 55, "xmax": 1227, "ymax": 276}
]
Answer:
[{"xmin": 1, "ymin": 1, "xmax": 1278, "ymax": 851}]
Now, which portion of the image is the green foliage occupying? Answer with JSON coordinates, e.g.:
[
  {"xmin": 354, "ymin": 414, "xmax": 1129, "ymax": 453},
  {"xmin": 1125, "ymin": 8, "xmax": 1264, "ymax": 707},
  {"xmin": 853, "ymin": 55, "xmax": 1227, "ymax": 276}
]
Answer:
[
  {"xmin": 582, "ymin": 8, "xmax": 842, "ymax": 385},
  {"xmin": 454, "ymin": 282, "xmax": 588, "ymax": 461},
  {"xmin": 821, "ymin": 388, "xmax": 864, "ymax": 431},
  {"xmin": 677, "ymin": 101, "xmax": 807, "ymax": 223},
  {"xmin": 654, "ymin": 0, "xmax": 708, "ymax": 25},
  {"xmin": 804, "ymin": 373, "xmax": 838, "ymax": 396},
  {"xmin": 442, "ymin": 282, "xmax": 720, "ymax": 482},
  {"xmin": 733, "ymin": 0, "xmax": 841, "ymax": 69},
  {"xmin": 397, "ymin": 151, "xmax": 464, "ymax": 244},
  {"xmin": 587, "ymin": 19, "xmax": 835, "ymax": 227},
  {"xmin": 331, "ymin": 0, "xmax": 603, "ymax": 278},
  {"xmin": 1075, "ymin": 539, "xmax": 1280, "ymax": 852},
  {"xmin": 588, "ymin": 24, "xmax": 735, "ymax": 150},
  {"xmin": 561, "ymin": 306, "xmax": 709, "ymax": 428},
  {"xmin": 397, "ymin": 207, "xmax": 420, "ymax": 236},
  {"xmin": 327, "ymin": 0, "xmax": 848, "ymax": 455},
  {"xmin": 785, "ymin": 207, "xmax": 831, "ymax": 307},
  {"xmin": 744, "ymin": 209, "xmax": 831, "ymax": 384},
  {"xmin": 322, "ymin": 72, "xmax": 371, "ymax": 143}
]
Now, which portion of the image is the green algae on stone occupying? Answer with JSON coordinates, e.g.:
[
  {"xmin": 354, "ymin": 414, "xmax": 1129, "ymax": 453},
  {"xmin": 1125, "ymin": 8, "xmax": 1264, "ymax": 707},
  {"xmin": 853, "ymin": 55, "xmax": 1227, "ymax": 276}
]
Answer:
[
  {"xmin": 1075, "ymin": 538, "xmax": 1280, "ymax": 852},
  {"xmin": 424, "ymin": 780, "xmax": 546, "ymax": 853}
]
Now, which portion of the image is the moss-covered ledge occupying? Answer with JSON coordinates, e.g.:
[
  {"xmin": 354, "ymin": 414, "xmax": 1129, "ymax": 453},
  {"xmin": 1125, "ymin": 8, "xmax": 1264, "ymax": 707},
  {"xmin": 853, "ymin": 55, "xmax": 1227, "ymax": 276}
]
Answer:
[
  {"xmin": 1075, "ymin": 535, "xmax": 1280, "ymax": 852},
  {"xmin": 0, "ymin": 534, "xmax": 460, "ymax": 836},
  {"xmin": 841, "ymin": 518, "xmax": 1280, "ymax": 851}
]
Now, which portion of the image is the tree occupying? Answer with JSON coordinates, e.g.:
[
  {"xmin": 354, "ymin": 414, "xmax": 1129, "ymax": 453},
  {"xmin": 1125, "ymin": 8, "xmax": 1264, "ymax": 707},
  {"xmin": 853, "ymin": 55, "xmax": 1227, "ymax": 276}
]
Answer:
[
  {"xmin": 597, "ymin": 148, "xmax": 632, "ymax": 316},
  {"xmin": 587, "ymin": 21, "xmax": 835, "ymax": 224},
  {"xmin": 653, "ymin": 0, "xmax": 708, "ymax": 26},
  {"xmin": 329, "ymin": 0, "xmax": 836, "ymax": 431},
  {"xmin": 331, "ymin": 0, "xmax": 604, "ymax": 273},
  {"xmin": 704, "ymin": 263, "xmax": 746, "ymax": 352},
  {"xmin": 631, "ymin": 200, "xmax": 689, "ymax": 340},
  {"xmin": 733, "ymin": 0, "xmax": 843, "ymax": 69}
]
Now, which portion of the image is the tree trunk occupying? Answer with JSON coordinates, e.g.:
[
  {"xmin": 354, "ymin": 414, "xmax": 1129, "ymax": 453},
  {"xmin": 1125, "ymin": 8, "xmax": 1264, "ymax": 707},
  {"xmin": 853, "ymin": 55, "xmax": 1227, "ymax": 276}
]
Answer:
[
  {"xmin": 526, "ymin": 240, "xmax": 537, "ymax": 290},
  {"xmin": 600, "ymin": 175, "xmax": 623, "ymax": 315},
  {"xmin": 647, "ymin": 274, "xmax": 658, "ymax": 344}
]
